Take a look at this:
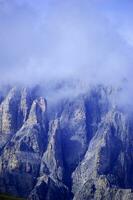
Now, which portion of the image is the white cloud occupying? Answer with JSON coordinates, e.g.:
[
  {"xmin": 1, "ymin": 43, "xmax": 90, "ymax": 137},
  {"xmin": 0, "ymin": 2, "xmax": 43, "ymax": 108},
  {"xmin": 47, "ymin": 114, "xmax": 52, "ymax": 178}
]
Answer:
[{"xmin": 0, "ymin": 0, "xmax": 133, "ymax": 104}]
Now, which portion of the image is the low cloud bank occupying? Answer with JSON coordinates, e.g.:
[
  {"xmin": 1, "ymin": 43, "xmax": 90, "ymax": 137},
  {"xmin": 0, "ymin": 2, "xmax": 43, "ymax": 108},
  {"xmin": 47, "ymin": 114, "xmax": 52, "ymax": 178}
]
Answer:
[{"xmin": 0, "ymin": 0, "xmax": 133, "ymax": 104}]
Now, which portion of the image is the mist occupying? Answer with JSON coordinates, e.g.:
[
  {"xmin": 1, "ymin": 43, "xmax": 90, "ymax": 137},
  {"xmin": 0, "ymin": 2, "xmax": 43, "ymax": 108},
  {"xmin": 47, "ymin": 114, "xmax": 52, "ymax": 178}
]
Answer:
[{"xmin": 0, "ymin": 0, "xmax": 133, "ymax": 104}]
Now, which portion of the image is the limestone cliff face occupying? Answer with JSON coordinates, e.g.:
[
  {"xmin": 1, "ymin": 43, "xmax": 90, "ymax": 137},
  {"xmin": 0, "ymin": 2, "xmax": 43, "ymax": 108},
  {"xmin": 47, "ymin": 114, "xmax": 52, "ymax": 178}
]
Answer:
[
  {"xmin": 0, "ymin": 85, "xmax": 133, "ymax": 200},
  {"xmin": 0, "ymin": 87, "xmax": 48, "ymax": 197},
  {"xmin": 0, "ymin": 87, "xmax": 21, "ymax": 151},
  {"xmin": 29, "ymin": 119, "xmax": 69, "ymax": 200},
  {"xmin": 17, "ymin": 87, "xmax": 32, "ymax": 127},
  {"xmin": 0, "ymin": 87, "xmax": 20, "ymax": 134},
  {"xmin": 72, "ymin": 107, "xmax": 133, "ymax": 200}
]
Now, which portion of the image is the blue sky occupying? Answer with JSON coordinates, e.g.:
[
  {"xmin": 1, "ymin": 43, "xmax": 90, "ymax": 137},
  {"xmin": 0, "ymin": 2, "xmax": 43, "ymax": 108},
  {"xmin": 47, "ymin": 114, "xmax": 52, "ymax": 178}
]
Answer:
[{"xmin": 0, "ymin": 0, "xmax": 133, "ymax": 89}]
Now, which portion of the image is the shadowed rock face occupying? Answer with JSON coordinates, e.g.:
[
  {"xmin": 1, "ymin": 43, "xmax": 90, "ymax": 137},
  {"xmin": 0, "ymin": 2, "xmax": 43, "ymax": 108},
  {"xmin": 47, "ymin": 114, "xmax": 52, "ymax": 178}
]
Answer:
[{"xmin": 0, "ymin": 85, "xmax": 133, "ymax": 200}]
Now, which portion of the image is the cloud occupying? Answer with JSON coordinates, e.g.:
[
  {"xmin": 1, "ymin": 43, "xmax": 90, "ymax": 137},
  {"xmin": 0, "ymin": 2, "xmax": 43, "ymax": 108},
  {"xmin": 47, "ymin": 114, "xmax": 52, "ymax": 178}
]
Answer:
[{"xmin": 0, "ymin": 0, "xmax": 133, "ymax": 104}]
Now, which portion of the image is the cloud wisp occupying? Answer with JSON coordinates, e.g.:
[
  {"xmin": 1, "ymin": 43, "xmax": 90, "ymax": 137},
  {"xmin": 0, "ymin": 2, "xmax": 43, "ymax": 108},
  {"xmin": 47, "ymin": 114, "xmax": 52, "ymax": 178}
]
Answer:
[{"xmin": 0, "ymin": 0, "xmax": 133, "ymax": 104}]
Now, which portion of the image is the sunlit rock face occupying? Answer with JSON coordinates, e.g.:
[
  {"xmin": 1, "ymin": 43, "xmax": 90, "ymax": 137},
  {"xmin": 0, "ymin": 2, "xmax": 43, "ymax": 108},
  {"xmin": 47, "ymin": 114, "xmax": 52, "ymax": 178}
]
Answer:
[
  {"xmin": 0, "ymin": 87, "xmax": 48, "ymax": 197},
  {"xmin": 0, "ymin": 85, "xmax": 133, "ymax": 200}
]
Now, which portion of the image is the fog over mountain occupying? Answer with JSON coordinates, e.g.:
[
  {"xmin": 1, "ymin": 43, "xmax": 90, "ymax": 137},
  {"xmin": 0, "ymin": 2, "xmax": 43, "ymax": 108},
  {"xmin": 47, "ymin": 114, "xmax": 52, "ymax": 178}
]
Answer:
[
  {"xmin": 1, "ymin": 1, "xmax": 133, "ymax": 200},
  {"xmin": 0, "ymin": 0, "xmax": 133, "ymax": 90}
]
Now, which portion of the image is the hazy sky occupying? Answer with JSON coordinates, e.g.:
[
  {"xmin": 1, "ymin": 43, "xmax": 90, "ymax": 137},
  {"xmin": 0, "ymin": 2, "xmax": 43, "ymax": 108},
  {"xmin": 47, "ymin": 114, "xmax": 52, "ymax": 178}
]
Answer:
[{"xmin": 0, "ymin": 0, "xmax": 133, "ymax": 90}]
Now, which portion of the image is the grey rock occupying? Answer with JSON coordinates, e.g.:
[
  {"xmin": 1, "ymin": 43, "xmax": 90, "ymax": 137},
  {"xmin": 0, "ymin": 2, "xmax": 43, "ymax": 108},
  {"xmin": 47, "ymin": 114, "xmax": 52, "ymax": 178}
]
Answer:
[
  {"xmin": 0, "ymin": 95, "xmax": 48, "ymax": 197},
  {"xmin": 0, "ymin": 85, "xmax": 132, "ymax": 200}
]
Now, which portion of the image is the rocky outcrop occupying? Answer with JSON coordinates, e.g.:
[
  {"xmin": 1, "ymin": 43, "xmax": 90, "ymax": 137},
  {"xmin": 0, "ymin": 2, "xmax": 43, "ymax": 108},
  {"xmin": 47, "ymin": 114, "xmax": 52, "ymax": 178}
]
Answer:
[
  {"xmin": 29, "ymin": 175, "xmax": 69, "ymax": 200},
  {"xmin": 17, "ymin": 87, "xmax": 32, "ymax": 128},
  {"xmin": 40, "ymin": 120, "xmax": 64, "ymax": 181},
  {"xmin": 72, "ymin": 110, "xmax": 133, "ymax": 199},
  {"xmin": 29, "ymin": 119, "xmax": 70, "ymax": 200},
  {"xmin": 73, "ymin": 176, "xmax": 133, "ymax": 200},
  {"xmin": 0, "ymin": 91, "xmax": 48, "ymax": 197},
  {"xmin": 0, "ymin": 85, "xmax": 133, "ymax": 200},
  {"xmin": 0, "ymin": 87, "xmax": 21, "ymax": 151}
]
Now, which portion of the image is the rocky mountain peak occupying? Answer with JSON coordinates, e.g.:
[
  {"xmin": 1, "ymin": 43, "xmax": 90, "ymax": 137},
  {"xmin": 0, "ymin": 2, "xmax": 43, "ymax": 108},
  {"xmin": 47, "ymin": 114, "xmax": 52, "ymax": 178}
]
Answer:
[
  {"xmin": 27, "ymin": 97, "xmax": 47, "ymax": 126},
  {"xmin": 0, "ymin": 85, "xmax": 132, "ymax": 200}
]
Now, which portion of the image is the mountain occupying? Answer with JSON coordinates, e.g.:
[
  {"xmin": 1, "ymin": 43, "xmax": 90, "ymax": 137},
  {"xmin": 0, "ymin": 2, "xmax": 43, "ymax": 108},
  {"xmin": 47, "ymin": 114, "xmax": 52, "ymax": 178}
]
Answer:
[{"xmin": 0, "ymin": 85, "xmax": 133, "ymax": 200}]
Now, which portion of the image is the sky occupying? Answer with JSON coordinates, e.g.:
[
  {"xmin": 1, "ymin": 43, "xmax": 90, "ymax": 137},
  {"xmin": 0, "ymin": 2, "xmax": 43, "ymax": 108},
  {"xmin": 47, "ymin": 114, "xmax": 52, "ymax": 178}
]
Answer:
[{"xmin": 0, "ymin": 0, "xmax": 133, "ymax": 101}]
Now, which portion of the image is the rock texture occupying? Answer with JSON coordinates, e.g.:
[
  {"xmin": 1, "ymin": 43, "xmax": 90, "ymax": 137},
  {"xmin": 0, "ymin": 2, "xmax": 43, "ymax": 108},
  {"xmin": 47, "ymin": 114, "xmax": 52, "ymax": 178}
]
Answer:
[{"xmin": 0, "ymin": 85, "xmax": 133, "ymax": 200}]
